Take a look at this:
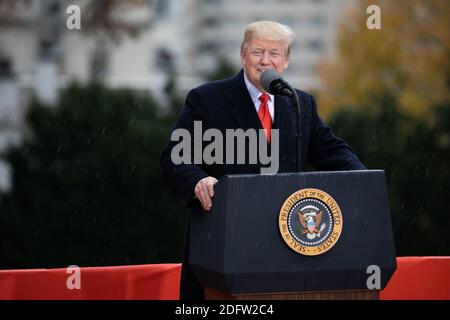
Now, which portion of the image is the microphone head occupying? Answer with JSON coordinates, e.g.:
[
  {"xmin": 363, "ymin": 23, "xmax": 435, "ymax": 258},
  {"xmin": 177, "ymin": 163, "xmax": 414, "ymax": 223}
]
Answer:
[{"xmin": 260, "ymin": 69, "xmax": 280, "ymax": 94}]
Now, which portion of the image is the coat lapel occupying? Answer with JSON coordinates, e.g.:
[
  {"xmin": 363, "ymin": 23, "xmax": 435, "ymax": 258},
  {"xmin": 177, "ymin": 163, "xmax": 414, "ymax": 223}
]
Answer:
[{"xmin": 227, "ymin": 70, "xmax": 263, "ymax": 131}]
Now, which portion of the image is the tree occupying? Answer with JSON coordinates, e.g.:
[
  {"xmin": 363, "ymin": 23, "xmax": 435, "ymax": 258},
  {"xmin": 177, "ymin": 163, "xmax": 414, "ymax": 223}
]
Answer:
[
  {"xmin": 0, "ymin": 0, "xmax": 148, "ymax": 34},
  {"xmin": 0, "ymin": 83, "xmax": 185, "ymax": 268},
  {"xmin": 207, "ymin": 57, "xmax": 238, "ymax": 82},
  {"xmin": 330, "ymin": 100, "xmax": 450, "ymax": 255},
  {"xmin": 317, "ymin": 0, "xmax": 450, "ymax": 255},
  {"xmin": 318, "ymin": 0, "xmax": 450, "ymax": 119}
]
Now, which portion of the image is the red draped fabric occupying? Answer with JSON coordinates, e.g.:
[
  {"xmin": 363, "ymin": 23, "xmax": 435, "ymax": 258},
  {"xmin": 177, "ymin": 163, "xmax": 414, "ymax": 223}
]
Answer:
[
  {"xmin": 0, "ymin": 258, "xmax": 448, "ymax": 300},
  {"xmin": 0, "ymin": 264, "xmax": 181, "ymax": 300},
  {"xmin": 380, "ymin": 257, "xmax": 450, "ymax": 300}
]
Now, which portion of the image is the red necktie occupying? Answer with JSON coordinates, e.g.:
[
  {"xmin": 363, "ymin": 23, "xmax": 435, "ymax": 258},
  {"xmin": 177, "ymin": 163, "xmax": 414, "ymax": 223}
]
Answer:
[{"xmin": 258, "ymin": 93, "xmax": 272, "ymax": 143}]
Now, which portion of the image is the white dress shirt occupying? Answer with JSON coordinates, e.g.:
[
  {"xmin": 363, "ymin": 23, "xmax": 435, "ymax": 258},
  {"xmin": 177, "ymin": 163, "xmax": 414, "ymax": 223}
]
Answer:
[{"xmin": 243, "ymin": 72, "xmax": 275, "ymax": 122}]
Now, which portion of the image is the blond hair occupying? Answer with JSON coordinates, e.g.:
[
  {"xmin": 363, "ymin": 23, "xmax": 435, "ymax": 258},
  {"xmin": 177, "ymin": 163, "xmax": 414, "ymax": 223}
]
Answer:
[{"xmin": 241, "ymin": 20, "xmax": 295, "ymax": 56}]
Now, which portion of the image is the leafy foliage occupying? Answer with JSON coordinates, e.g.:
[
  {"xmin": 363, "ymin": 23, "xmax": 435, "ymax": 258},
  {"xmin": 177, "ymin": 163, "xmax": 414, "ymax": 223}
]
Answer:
[
  {"xmin": 330, "ymin": 99, "xmax": 450, "ymax": 255},
  {"xmin": 0, "ymin": 83, "xmax": 185, "ymax": 268},
  {"xmin": 318, "ymin": 0, "xmax": 450, "ymax": 119}
]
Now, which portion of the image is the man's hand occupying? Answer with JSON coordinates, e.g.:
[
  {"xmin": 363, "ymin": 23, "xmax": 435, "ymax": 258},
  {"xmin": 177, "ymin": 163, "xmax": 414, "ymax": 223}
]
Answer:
[{"xmin": 194, "ymin": 176, "xmax": 218, "ymax": 211}]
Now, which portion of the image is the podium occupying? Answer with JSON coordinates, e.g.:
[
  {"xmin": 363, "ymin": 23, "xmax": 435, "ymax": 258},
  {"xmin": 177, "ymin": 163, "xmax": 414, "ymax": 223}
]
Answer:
[{"xmin": 188, "ymin": 170, "xmax": 397, "ymax": 300}]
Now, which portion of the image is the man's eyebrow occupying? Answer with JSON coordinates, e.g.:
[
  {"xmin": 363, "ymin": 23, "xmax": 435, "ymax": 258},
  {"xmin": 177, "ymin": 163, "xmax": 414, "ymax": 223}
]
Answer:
[{"xmin": 250, "ymin": 47, "xmax": 282, "ymax": 53}]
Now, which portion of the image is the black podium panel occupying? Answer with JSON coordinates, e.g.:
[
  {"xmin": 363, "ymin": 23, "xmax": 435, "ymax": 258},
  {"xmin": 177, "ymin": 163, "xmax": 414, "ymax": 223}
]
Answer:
[{"xmin": 189, "ymin": 170, "xmax": 396, "ymax": 294}]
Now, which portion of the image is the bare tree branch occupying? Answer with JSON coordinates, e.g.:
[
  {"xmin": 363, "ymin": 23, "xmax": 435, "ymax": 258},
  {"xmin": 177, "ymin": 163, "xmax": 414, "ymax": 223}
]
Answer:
[
  {"xmin": 0, "ymin": 0, "xmax": 31, "ymax": 25},
  {"xmin": 0, "ymin": 0, "xmax": 150, "ymax": 38}
]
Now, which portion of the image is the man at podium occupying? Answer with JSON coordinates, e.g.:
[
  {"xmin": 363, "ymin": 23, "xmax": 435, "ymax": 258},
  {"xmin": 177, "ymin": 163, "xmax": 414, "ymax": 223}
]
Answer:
[{"xmin": 160, "ymin": 20, "xmax": 366, "ymax": 300}]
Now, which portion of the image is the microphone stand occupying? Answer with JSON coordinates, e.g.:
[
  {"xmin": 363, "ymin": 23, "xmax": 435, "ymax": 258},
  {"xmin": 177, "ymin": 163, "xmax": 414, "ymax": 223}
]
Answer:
[
  {"xmin": 266, "ymin": 72, "xmax": 302, "ymax": 171},
  {"xmin": 285, "ymin": 85, "xmax": 302, "ymax": 172}
]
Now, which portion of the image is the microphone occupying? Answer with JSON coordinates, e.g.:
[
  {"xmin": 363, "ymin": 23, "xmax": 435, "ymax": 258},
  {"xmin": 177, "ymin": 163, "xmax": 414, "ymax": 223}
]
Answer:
[{"xmin": 260, "ymin": 69, "xmax": 295, "ymax": 97}]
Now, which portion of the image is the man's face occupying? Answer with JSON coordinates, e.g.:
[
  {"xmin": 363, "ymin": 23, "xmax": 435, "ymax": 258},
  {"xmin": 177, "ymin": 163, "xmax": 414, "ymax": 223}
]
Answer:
[{"xmin": 240, "ymin": 36, "xmax": 290, "ymax": 92}]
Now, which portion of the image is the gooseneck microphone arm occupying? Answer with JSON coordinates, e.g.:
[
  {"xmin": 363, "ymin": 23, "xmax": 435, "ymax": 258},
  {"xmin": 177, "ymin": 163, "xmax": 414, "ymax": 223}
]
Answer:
[
  {"xmin": 294, "ymin": 90, "xmax": 302, "ymax": 172},
  {"xmin": 261, "ymin": 70, "xmax": 302, "ymax": 172},
  {"xmin": 286, "ymin": 83, "xmax": 302, "ymax": 172}
]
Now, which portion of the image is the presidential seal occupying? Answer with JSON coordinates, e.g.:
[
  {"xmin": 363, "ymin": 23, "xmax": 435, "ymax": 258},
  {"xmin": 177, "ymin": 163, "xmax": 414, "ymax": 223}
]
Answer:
[{"xmin": 278, "ymin": 188, "xmax": 343, "ymax": 256}]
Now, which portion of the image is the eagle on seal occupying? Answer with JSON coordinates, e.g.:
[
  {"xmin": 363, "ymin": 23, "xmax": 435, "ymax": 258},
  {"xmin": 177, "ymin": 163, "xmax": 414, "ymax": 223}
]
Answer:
[{"xmin": 297, "ymin": 205, "xmax": 325, "ymax": 239}]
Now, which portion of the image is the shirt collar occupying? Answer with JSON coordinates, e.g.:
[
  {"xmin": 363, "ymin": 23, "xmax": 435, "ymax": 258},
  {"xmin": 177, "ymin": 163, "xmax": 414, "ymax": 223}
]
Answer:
[{"xmin": 243, "ymin": 71, "xmax": 274, "ymax": 104}]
